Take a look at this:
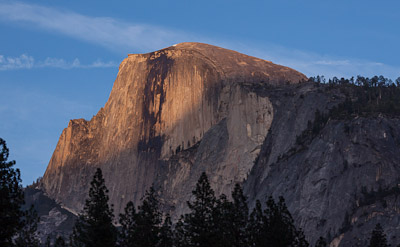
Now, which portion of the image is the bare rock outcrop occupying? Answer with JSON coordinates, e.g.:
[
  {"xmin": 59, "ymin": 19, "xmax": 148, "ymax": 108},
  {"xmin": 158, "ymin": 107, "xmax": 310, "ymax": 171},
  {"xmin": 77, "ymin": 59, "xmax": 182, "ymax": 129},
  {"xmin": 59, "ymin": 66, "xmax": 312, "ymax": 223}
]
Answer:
[
  {"xmin": 243, "ymin": 82, "xmax": 400, "ymax": 246},
  {"xmin": 41, "ymin": 42, "xmax": 306, "ymax": 216},
  {"xmin": 39, "ymin": 43, "xmax": 400, "ymax": 246}
]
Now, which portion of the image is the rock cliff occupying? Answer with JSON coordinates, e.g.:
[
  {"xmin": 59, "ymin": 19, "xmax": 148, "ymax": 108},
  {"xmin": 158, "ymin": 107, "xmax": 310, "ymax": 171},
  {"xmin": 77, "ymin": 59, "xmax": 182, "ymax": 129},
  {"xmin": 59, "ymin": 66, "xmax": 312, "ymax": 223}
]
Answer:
[
  {"xmin": 40, "ymin": 42, "xmax": 400, "ymax": 246},
  {"xmin": 243, "ymin": 82, "xmax": 400, "ymax": 246},
  {"xmin": 41, "ymin": 42, "xmax": 306, "ymax": 216}
]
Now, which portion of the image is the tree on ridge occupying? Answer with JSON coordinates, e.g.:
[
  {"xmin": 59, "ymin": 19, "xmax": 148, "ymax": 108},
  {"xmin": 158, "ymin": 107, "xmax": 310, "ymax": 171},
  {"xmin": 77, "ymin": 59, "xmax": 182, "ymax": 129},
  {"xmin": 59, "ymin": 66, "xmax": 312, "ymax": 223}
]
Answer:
[{"xmin": 71, "ymin": 168, "xmax": 117, "ymax": 247}]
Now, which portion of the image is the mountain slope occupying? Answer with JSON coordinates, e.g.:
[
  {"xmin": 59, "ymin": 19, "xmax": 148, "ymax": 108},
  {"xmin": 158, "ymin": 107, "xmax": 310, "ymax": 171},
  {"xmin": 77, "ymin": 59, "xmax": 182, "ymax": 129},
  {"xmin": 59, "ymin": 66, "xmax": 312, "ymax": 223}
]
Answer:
[
  {"xmin": 244, "ymin": 82, "xmax": 400, "ymax": 246},
  {"xmin": 41, "ymin": 42, "xmax": 306, "ymax": 217},
  {"xmin": 39, "ymin": 42, "xmax": 400, "ymax": 246}
]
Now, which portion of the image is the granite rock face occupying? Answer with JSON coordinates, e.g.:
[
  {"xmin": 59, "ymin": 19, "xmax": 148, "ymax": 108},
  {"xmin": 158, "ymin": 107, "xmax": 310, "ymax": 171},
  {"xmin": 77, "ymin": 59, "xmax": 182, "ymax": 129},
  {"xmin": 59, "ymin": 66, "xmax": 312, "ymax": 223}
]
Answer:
[
  {"xmin": 41, "ymin": 42, "xmax": 306, "ymax": 216},
  {"xmin": 244, "ymin": 83, "xmax": 400, "ymax": 246},
  {"xmin": 24, "ymin": 187, "xmax": 76, "ymax": 243},
  {"xmin": 40, "ymin": 43, "xmax": 400, "ymax": 246}
]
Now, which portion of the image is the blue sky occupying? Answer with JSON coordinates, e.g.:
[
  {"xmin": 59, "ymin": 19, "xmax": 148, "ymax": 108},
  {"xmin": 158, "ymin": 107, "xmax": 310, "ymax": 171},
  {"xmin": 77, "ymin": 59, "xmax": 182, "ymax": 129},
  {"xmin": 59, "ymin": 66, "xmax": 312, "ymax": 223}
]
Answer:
[{"xmin": 0, "ymin": 0, "xmax": 399, "ymax": 185}]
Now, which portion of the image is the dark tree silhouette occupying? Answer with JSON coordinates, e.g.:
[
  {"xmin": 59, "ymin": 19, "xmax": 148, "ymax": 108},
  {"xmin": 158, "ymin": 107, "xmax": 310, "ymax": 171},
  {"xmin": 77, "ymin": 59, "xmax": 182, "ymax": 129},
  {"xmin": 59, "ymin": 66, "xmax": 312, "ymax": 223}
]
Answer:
[
  {"xmin": 177, "ymin": 172, "xmax": 219, "ymax": 247},
  {"xmin": 119, "ymin": 201, "xmax": 137, "ymax": 246},
  {"xmin": 173, "ymin": 218, "xmax": 188, "ymax": 247},
  {"xmin": 315, "ymin": 237, "xmax": 327, "ymax": 247},
  {"xmin": 214, "ymin": 193, "xmax": 235, "ymax": 247},
  {"xmin": 264, "ymin": 196, "xmax": 309, "ymax": 247},
  {"xmin": 213, "ymin": 184, "xmax": 250, "ymax": 247},
  {"xmin": 158, "ymin": 214, "xmax": 173, "ymax": 247},
  {"xmin": 14, "ymin": 205, "xmax": 40, "ymax": 247},
  {"xmin": 131, "ymin": 186, "xmax": 162, "ymax": 247},
  {"xmin": 71, "ymin": 168, "xmax": 117, "ymax": 247},
  {"xmin": 248, "ymin": 200, "xmax": 265, "ymax": 246},
  {"xmin": 54, "ymin": 236, "xmax": 67, "ymax": 247},
  {"xmin": 0, "ymin": 138, "xmax": 25, "ymax": 246},
  {"xmin": 248, "ymin": 196, "xmax": 309, "ymax": 247},
  {"xmin": 45, "ymin": 235, "xmax": 51, "ymax": 247},
  {"xmin": 369, "ymin": 223, "xmax": 388, "ymax": 247}
]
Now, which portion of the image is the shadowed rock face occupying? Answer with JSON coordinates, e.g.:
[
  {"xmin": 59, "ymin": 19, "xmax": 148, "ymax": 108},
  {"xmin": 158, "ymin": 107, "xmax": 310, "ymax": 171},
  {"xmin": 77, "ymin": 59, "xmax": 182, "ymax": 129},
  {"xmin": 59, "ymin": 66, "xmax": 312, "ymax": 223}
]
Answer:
[
  {"xmin": 24, "ymin": 187, "xmax": 77, "ymax": 243},
  {"xmin": 242, "ymin": 83, "xmax": 400, "ymax": 247},
  {"xmin": 41, "ymin": 42, "xmax": 306, "ymax": 216},
  {"xmin": 39, "ymin": 43, "xmax": 400, "ymax": 246}
]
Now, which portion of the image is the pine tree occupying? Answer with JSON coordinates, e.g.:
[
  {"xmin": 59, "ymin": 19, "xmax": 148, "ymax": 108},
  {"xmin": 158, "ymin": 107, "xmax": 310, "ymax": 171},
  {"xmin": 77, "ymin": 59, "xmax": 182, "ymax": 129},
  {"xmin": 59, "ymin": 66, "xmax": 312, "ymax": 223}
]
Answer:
[
  {"xmin": 173, "ymin": 218, "xmax": 188, "ymax": 247},
  {"xmin": 54, "ymin": 236, "xmax": 67, "ymax": 247},
  {"xmin": 179, "ymin": 172, "xmax": 218, "ymax": 247},
  {"xmin": 14, "ymin": 205, "xmax": 40, "ymax": 247},
  {"xmin": 119, "ymin": 201, "xmax": 137, "ymax": 246},
  {"xmin": 369, "ymin": 223, "xmax": 388, "ymax": 247},
  {"xmin": 248, "ymin": 196, "xmax": 308, "ymax": 247},
  {"xmin": 213, "ymin": 184, "xmax": 250, "ymax": 247},
  {"xmin": 295, "ymin": 229, "xmax": 309, "ymax": 247},
  {"xmin": 264, "ymin": 196, "xmax": 308, "ymax": 247},
  {"xmin": 158, "ymin": 214, "xmax": 173, "ymax": 247},
  {"xmin": 214, "ymin": 193, "xmax": 235, "ymax": 247},
  {"xmin": 231, "ymin": 183, "xmax": 250, "ymax": 247},
  {"xmin": 45, "ymin": 235, "xmax": 51, "ymax": 247},
  {"xmin": 0, "ymin": 138, "xmax": 25, "ymax": 246},
  {"xmin": 315, "ymin": 237, "xmax": 327, "ymax": 247},
  {"xmin": 248, "ymin": 200, "xmax": 266, "ymax": 246},
  {"xmin": 131, "ymin": 186, "xmax": 162, "ymax": 247},
  {"xmin": 71, "ymin": 168, "xmax": 117, "ymax": 247}
]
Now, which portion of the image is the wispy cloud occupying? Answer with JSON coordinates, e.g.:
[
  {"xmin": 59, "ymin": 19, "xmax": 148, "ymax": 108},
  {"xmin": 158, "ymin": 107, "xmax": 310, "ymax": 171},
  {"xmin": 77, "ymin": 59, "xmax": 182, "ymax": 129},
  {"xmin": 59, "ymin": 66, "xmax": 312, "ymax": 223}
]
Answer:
[
  {"xmin": 37, "ymin": 57, "xmax": 118, "ymax": 69},
  {"xmin": 0, "ymin": 2, "xmax": 398, "ymax": 79},
  {"xmin": 0, "ymin": 1, "xmax": 192, "ymax": 53},
  {"xmin": 228, "ymin": 42, "xmax": 400, "ymax": 79},
  {"xmin": 0, "ymin": 54, "xmax": 118, "ymax": 70},
  {"xmin": 0, "ymin": 54, "xmax": 34, "ymax": 70}
]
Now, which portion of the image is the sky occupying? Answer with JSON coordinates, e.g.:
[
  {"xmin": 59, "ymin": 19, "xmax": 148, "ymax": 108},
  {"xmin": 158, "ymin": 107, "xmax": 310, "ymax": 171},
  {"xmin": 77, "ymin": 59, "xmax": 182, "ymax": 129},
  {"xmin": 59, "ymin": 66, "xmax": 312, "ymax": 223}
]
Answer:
[{"xmin": 0, "ymin": 0, "xmax": 399, "ymax": 185}]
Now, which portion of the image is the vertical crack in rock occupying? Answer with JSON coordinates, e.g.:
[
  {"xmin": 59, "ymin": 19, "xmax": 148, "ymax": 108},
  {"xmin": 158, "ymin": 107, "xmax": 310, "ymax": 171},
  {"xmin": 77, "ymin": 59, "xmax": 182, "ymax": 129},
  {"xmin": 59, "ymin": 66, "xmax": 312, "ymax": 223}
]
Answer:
[{"xmin": 138, "ymin": 51, "xmax": 173, "ymax": 155}]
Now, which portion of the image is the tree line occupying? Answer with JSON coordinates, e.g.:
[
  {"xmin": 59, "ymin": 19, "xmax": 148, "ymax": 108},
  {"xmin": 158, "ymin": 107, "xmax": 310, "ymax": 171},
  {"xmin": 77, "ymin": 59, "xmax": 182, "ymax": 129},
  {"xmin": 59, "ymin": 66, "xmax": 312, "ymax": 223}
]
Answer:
[
  {"xmin": 0, "ymin": 120, "xmax": 397, "ymax": 247},
  {"xmin": 65, "ymin": 167, "xmax": 395, "ymax": 247},
  {"xmin": 292, "ymin": 75, "xmax": 400, "ymax": 151},
  {"xmin": 309, "ymin": 75, "xmax": 400, "ymax": 117},
  {"xmin": 1, "ymin": 138, "xmax": 40, "ymax": 246},
  {"xmin": 69, "ymin": 168, "xmax": 310, "ymax": 247}
]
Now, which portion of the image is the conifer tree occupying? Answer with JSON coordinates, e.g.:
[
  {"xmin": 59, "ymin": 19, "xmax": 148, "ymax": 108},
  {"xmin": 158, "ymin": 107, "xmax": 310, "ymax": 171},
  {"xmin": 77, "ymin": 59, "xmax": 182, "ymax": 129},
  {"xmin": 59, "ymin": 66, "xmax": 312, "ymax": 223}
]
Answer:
[
  {"xmin": 131, "ymin": 186, "xmax": 162, "ymax": 247},
  {"xmin": 119, "ymin": 201, "xmax": 137, "ymax": 246},
  {"xmin": 179, "ymin": 172, "xmax": 218, "ymax": 247},
  {"xmin": 214, "ymin": 193, "xmax": 235, "ymax": 247},
  {"xmin": 263, "ymin": 196, "xmax": 308, "ymax": 247},
  {"xmin": 54, "ymin": 236, "xmax": 67, "ymax": 247},
  {"xmin": 45, "ymin": 235, "xmax": 51, "ymax": 247},
  {"xmin": 173, "ymin": 218, "xmax": 188, "ymax": 247},
  {"xmin": 315, "ymin": 237, "xmax": 327, "ymax": 247},
  {"xmin": 248, "ymin": 196, "xmax": 309, "ymax": 247},
  {"xmin": 71, "ymin": 168, "xmax": 117, "ymax": 247},
  {"xmin": 248, "ymin": 200, "xmax": 266, "ymax": 246},
  {"xmin": 14, "ymin": 205, "xmax": 40, "ymax": 247},
  {"xmin": 369, "ymin": 223, "xmax": 388, "ymax": 247},
  {"xmin": 231, "ymin": 183, "xmax": 250, "ymax": 247},
  {"xmin": 158, "ymin": 214, "xmax": 173, "ymax": 247},
  {"xmin": 213, "ymin": 184, "xmax": 250, "ymax": 247},
  {"xmin": 0, "ymin": 138, "xmax": 25, "ymax": 246},
  {"xmin": 295, "ymin": 229, "xmax": 309, "ymax": 247}
]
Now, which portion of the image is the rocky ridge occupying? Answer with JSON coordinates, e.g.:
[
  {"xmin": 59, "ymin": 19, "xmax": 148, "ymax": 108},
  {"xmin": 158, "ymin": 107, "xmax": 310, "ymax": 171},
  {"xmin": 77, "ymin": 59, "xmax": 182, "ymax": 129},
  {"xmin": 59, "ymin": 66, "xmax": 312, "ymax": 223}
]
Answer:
[
  {"xmin": 244, "ymin": 82, "xmax": 400, "ymax": 246},
  {"xmin": 41, "ymin": 42, "xmax": 306, "ymax": 217},
  {"xmin": 39, "ymin": 43, "xmax": 400, "ymax": 246}
]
